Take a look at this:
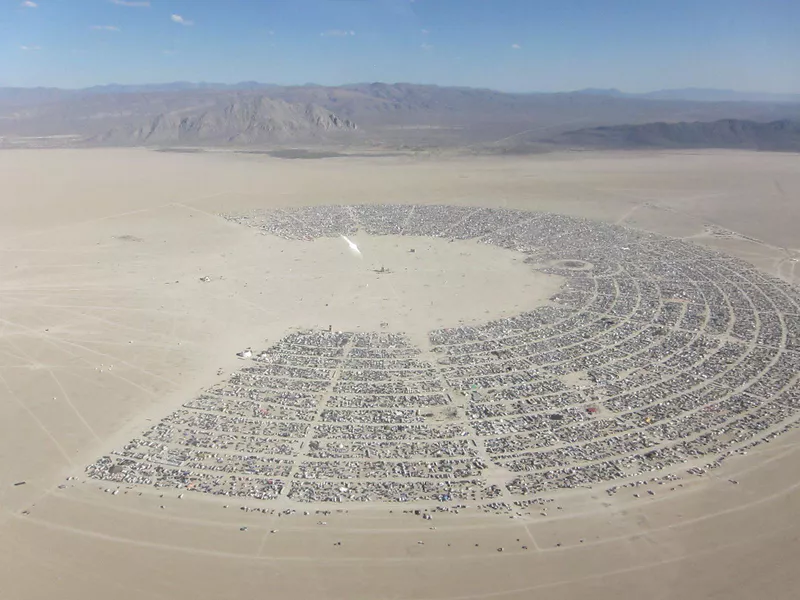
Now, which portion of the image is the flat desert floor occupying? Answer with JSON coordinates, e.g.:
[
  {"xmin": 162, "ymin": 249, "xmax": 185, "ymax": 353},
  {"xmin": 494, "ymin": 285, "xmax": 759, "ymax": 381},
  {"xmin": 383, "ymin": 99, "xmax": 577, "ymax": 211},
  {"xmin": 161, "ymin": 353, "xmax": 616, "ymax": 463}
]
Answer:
[{"xmin": 1, "ymin": 148, "xmax": 800, "ymax": 599}]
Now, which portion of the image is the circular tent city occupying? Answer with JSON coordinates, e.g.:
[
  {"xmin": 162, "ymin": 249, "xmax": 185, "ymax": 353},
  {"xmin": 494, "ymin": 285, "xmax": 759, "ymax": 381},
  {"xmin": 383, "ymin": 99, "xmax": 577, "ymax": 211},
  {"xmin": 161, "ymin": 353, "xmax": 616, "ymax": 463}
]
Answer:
[{"xmin": 87, "ymin": 205, "xmax": 800, "ymax": 505}]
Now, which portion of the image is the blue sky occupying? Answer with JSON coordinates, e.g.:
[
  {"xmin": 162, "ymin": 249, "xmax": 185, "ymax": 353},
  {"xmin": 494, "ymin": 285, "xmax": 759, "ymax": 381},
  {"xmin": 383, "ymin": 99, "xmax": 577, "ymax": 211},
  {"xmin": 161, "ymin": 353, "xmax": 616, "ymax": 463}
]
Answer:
[{"xmin": 2, "ymin": 0, "xmax": 799, "ymax": 92}]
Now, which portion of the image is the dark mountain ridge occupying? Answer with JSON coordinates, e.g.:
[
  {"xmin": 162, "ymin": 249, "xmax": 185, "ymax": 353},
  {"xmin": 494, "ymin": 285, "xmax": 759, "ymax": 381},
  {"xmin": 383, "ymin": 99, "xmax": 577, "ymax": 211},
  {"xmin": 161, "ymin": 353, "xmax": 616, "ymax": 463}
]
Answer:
[{"xmin": 553, "ymin": 118, "xmax": 800, "ymax": 151}]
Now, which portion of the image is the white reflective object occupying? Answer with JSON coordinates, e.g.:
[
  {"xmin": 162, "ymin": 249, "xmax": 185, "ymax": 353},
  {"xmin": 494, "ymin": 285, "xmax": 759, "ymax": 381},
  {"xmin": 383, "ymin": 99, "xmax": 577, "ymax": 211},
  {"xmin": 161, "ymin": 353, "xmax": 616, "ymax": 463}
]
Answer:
[{"xmin": 341, "ymin": 235, "xmax": 362, "ymax": 257}]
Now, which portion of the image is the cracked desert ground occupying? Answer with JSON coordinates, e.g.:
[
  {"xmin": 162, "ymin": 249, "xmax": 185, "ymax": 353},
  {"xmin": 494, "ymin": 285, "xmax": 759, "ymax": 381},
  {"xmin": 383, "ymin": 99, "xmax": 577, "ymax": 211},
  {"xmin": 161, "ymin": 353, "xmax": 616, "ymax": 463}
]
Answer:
[{"xmin": 1, "ymin": 148, "xmax": 799, "ymax": 600}]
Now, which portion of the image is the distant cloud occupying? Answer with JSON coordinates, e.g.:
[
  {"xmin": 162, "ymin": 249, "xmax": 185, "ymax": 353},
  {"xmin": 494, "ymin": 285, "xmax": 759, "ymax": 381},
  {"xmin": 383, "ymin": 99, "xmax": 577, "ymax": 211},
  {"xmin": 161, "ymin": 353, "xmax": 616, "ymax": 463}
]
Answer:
[
  {"xmin": 321, "ymin": 29, "xmax": 355, "ymax": 37},
  {"xmin": 511, "ymin": 43, "xmax": 521, "ymax": 50},
  {"xmin": 420, "ymin": 43, "xmax": 433, "ymax": 51},
  {"xmin": 91, "ymin": 25, "xmax": 120, "ymax": 31},
  {"xmin": 20, "ymin": 45, "xmax": 42, "ymax": 51},
  {"xmin": 110, "ymin": 0, "xmax": 150, "ymax": 6},
  {"xmin": 268, "ymin": 30, "xmax": 275, "ymax": 36},
  {"xmin": 421, "ymin": 29, "xmax": 430, "ymax": 34},
  {"xmin": 171, "ymin": 14, "xmax": 193, "ymax": 26},
  {"xmin": 21, "ymin": 1, "xmax": 37, "ymax": 7}
]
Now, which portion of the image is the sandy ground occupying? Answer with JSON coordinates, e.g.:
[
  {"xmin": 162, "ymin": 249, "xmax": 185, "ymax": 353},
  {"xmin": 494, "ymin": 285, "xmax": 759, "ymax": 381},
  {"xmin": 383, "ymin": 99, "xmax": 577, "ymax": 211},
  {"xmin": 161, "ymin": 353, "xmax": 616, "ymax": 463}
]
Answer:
[{"xmin": 1, "ymin": 148, "xmax": 799, "ymax": 599}]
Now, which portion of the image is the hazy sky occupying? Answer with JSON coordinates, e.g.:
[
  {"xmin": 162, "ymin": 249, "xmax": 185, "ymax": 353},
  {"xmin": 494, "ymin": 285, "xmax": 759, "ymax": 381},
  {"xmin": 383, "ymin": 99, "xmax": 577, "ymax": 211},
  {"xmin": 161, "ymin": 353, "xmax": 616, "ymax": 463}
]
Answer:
[{"xmin": 2, "ymin": 0, "xmax": 799, "ymax": 92}]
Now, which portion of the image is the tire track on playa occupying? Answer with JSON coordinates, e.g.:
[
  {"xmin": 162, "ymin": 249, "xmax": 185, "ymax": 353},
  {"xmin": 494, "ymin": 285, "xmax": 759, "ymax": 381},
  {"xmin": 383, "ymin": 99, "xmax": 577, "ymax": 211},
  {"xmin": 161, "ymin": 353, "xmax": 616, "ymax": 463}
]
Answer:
[
  {"xmin": 0, "ymin": 319, "xmax": 104, "ymax": 445},
  {"xmin": 0, "ymin": 317, "xmax": 162, "ymax": 404},
  {"xmin": 13, "ymin": 487, "xmax": 794, "ymax": 580},
  {"xmin": 0, "ymin": 316, "xmax": 177, "ymax": 394},
  {"xmin": 255, "ymin": 509, "xmax": 282, "ymax": 558},
  {"xmin": 47, "ymin": 369, "xmax": 102, "ymax": 443},
  {"xmin": 9, "ymin": 541, "xmax": 174, "ymax": 600},
  {"xmin": 1, "ymin": 191, "xmax": 241, "ymax": 247},
  {"xmin": 614, "ymin": 201, "xmax": 646, "ymax": 225},
  {"xmin": 1, "ymin": 206, "xmax": 170, "ymax": 246},
  {"xmin": 520, "ymin": 525, "xmax": 541, "ymax": 552},
  {"xmin": 171, "ymin": 201, "xmax": 243, "ymax": 225},
  {"xmin": 18, "ymin": 457, "xmax": 800, "ymax": 564},
  {"xmin": 0, "ymin": 372, "xmax": 74, "ymax": 466},
  {"xmin": 408, "ymin": 527, "xmax": 787, "ymax": 600}
]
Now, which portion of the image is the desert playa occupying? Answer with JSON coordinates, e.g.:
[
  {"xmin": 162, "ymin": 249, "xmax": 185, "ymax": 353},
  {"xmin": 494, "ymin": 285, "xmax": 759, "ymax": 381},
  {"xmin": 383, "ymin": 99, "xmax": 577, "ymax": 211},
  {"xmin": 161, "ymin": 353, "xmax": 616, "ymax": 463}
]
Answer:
[{"xmin": 2, "ymin": 148, "xmax": 800, "ymax": 600}]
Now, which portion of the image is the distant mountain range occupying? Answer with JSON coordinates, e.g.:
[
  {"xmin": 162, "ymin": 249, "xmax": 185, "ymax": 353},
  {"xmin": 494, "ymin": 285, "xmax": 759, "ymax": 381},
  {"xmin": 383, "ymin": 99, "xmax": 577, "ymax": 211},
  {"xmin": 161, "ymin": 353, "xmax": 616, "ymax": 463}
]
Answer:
[
  {"xmin": 82, "ymin": 81, "xmax": 280, "ymax": 94},
  {"xmin": 1, "ymin": 82, "xmax": 799, "ymax": 150},
  {"xmin": 2, "ymin": 82, "xmax": 799, "ymax": 108},
  {"xmin": 82, "ymin": 83, "xmax": 800, "ymax": 103},
  {"xmin": 553, "ymin": 119, "xmax": 800, "ymax": 152},
  {"xmin": 573, "ymin": 87, "xmax": 800, "ymax": 103}
]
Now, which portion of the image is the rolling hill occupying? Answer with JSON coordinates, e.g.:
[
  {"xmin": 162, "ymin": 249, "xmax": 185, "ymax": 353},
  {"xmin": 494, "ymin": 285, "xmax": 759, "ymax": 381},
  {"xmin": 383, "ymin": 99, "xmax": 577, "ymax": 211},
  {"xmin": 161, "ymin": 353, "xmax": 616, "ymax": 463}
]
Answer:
[{"xmin": 552, "ymin": 119, "xmax": 800, "ymax": 152}]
